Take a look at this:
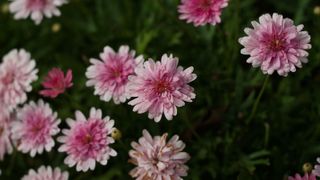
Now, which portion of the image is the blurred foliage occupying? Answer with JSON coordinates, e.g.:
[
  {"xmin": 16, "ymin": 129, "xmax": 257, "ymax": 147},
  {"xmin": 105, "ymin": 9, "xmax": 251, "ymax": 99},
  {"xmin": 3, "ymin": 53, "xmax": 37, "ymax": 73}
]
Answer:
[{"xmin": 0, "ymin": 0, "xmax": 320, "ymax": 179}]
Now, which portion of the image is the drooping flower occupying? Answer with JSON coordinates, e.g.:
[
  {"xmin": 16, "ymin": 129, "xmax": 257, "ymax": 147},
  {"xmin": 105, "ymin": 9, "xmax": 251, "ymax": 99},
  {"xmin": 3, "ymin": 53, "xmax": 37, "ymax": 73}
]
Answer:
[
  {"xmin": 22, "ymin": 166, "xmax": 69, "ymax": 180},
  {"xmin": 129, "ymin": 130, "xmax": 190, "ymax": 180},
  {"xmin": 0, "ymin": 112, "xmax": 13, "ymax": 161},
  {"xmin": 0, "ymin": 49, "xmax": 38, "ymax": 111},
  {"xmin": 312, "ymin": 158, "xmax": 320, "ymax": 177},
  {"xmin": 58, "ymin": 108, "xmax": 117, "ymax": 172},
  {"xmin": 9, "ymin": 0, "xmax": 67, "ymax": 25},
  {"xmin": 40, "ymin": 68, "xmax": 73, "ymax": 98},
  {"xmin": 11, "ymin": 100, "xmax": 60, "ymax": 157},
  {"xmin": 86, "ymin": 45, "xmax": 143, "ymax": 104},
  {"xmin": 127, "ymin": 54, "xmax": 196, "ymax": 122},
  {"xmin": 178, "ymin": 0, "xmax": 229, "ymax": 26},
  {"xmin": 239, "ymin": 13, "xmax": 312, "ymax": 76},
  {"xmin": 288, "ymin": 173, "xmax": 316, "ymax": 180}
]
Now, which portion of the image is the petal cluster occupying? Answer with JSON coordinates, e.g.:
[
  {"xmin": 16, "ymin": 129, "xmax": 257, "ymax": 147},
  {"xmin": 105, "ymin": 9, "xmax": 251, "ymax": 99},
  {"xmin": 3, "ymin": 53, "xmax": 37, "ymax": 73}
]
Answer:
[
  {"xmin": 58, "ymin": 108, "xmax": 117, "ymax": 172},
  {"xmin": 11, "ymin": 100, "xmax": 60, "ymax": 157},
  {"xmin": 178, "ymin": 0, "xmax": 229, "ymax": 26},
  {"xmin": 312, "ymin": 157, "xmax": 320, "ymax": 177},
  {"xmin": 0, "ymin": 112, "xmax": 13, "ymax": 161},
  {"xmin": 288, "ymin": 173, "xmax": 316, "ymax": 180},
  {"xmin": 129, "ymin": 130, "xmax": 190, "ymax": 180},
  {"xmin": 128, "ymin": 54, "xmax": 196, "ymax": 122},
  {"xmin": 22, "ymin": 166, "xmax": 69, "ymax": 180},
  {"xmin": 86, "ymin": 45, "xmax": 143, "ymax": 104},
  {"xmin": 239, "ymin": 13, "xmax": 311, "ymax": 76}
]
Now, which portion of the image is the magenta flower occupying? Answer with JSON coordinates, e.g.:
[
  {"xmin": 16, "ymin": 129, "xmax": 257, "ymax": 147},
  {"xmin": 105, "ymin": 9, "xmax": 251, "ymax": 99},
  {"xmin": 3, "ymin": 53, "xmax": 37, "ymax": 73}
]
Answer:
[
  {"xmin": 58, "ymin": 108, "xmax": 117, "ymax": 172},
  {"xmin": 129, "ymin": 130, "xmax": 190, "ymax": 179},
  {"xmin": 0, "ymin": 112, "xmax": 13, "ymax": 161},
  {"xmin": 239, "ymin": 13, "xmax": 312, "ymax": 76},
  {"xmin": 0, "ymin": 49, "xmax": 38, "ymax": 111},
  {"xmin": 288, "ymin": 173, "xmax": 316, "ymax": 180},
  {"xmin": 128, "ymin": 54, "xmax": 196, "ymax": 122},
  {"xmin": 9, "ymin": 0, "xmax": 67, "ymax": 25},
  {"xmin": 11, "ymin": 100, "xmax": 60, "ymax": 157},
  {"xmin": 22, "ymin": 166, "xmax": 69, "ymax": 180},
  {"xmin": 312, "ymin": 157, "xmax": 320, "ymax": 177},
  {"xmin": 178, "ymin": 0, "xmax": 229, "ymax": 26},
  {"xmin": 86, "ymin": 45, "xmax": 143, "ymax": 104},
  {"xmin": 40, "ymin": 68, "xmax": 73, "ymax": 98}
]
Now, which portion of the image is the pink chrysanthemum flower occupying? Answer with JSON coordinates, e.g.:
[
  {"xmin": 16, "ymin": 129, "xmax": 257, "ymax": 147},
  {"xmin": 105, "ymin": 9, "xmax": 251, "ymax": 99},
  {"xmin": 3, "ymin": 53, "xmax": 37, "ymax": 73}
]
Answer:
[
  {"xmin": 40, "ymin": 68, "xmax": 73, "ymax": 98},
  {"xmin": 128, "ymin": 54, "xmax": 196, "ymax": 122},
  {"xmin": 11, "ymin": 100, "xmax": 60, "ymax": 157},
  {"xmin": 312, "ymin": 157, "xmax": 320, "ymax": 177},
  {"xmin": 239, "ymin": 13, "xmax": 312, "ymax": 76},
  {"xmin": 9, "ymin": 0, "xmax": 67, "ymax": 25},
  {"xmin": 0, "ymin": 49, "xmax": 38, "ymax": 111},
  {"xmin": 86, "ymin": 45, "xmax": 143, "ymax": 104},
  {"xmin": 178, "ymin": 0, "xmax": 229, "ymax": 26},
  {"xmin": 288, "ymin": 173, "xmax": 316, "ymax": 180},
  {"xmin": 0, "ymin": 112, "xmax": 13, "ymax": 161},
  {"xmin": 58, "ymin": 108, "xmax": 117, "ymax": 172},
  {"xmin": 22, "ymin": 166, "xmax": 69, "ymax": 180},
  {"xmin": 129, "ymin": 130, "xmax": 190, "ymax": 180}
]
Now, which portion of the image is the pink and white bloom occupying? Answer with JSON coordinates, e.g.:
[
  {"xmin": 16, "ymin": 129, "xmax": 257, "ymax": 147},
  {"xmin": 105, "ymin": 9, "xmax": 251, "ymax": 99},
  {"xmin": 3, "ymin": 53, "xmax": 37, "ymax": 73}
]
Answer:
[
  {"xmin": 86, "ymin": 45, "xmax": 143, "ymax": 104},
  {"xmin": 288, "ymin": 173, "xmax": 316, "ymax": 180},
  {"xmin": 58, "ymin": 108, "xmax": 117, "ymax": 172},
  {"xmin": 0, "ymin": 113, "xmax": 13, "ymax": 161},
  {"xmin": 22, "ymin": 166, "xmax": 69, "ymax": 180},
  {"xmin": 178, "ymin": 0, "xmax": 229, "ymax": 26},
  {"xmin": 239, "ymin": 13, "xmax": 312, "ymax": 76},
  {"xmin": 312, "ymin": 157, "xmax": 320, "ymax": 177},
  {"xmin": 9, "ymin": 0, "xmax": 67, "ymax": 25},
  {"xmin": 128, "ymin": 54, "xmax": 196, "ymax": 122},
  {"xmin": 0, "ymin": 49, "xmax": 38, "ymax": 111},
  {"xmin": 40, "ymin": 68, "xmax": 73, "ymax": 98},
  {"xmin": 129, "ymin": 130, "xmax": 190, "ymax": 180},
  {"xmin": 11, "ymin": 100, "xmax": 60, "ymax": 157}
]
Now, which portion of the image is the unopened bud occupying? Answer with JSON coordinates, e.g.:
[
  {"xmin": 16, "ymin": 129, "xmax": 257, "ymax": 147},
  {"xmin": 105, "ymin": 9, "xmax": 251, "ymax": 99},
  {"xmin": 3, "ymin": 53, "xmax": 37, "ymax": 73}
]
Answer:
[
  {"xmin": 111, "ymin": 128, "xmax": 122, "ymax": 140},
  {"xmin": 51, "ymin": 23, "xmax": 61, "ymax": 33},
  {"xmin": 1, "ymin": 4, "xmax": 9, "ymax": 14},
  {"xmin": 303, "ymin": 162, "xmax": 313, "ymax": 173},
  {"xmin": 314, "ymin": 6, "xmax": 320, "ymax": 15}
]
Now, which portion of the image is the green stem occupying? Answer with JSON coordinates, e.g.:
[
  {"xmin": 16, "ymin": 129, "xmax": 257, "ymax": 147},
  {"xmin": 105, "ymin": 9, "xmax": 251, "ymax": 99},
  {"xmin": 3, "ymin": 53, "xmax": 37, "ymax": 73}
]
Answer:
[{"xmin": 246, "ymin": 76, "xmax": 269, "ymax": 124}]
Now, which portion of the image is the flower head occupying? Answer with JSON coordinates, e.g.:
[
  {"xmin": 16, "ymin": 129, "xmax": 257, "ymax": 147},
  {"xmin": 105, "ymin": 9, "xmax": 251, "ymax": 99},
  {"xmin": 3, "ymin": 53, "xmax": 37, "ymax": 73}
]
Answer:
[
  {"xmin": 11, "ymin": 100, "xmax": 60, "ymax": 157},
  {"xmin": 239, "ymin": 13, "xmax": 312, "ymax": 76},
  {"xmin": 58, "ymin": 108, "xmax": 117, "ymax": 172},
  {"xmin": 178, "ymin": 0, "xmax": 229, "ymax": 26},
  {"xmin": 312, "ymin": 158, "xmax": 320, "ymax": 177},
  {"xmin": 0, "ymin": 112, "xmax": 13, "ymax": 161},
  {"xmin": 9, "ymin": 0, "xmax": 67, "ymax": 25},
  {"xmin": 40, "ymin": 68, "xmax": 73, "ymax": 98},
  {"xmin": 22, "ymin": 166, "xmax": 69, "ymax": 180},
  {"xmin": 0, "ymin": 49, "xmax": 38, "ymax": 111},
  {"xmin": 129, "ymin": 130, "xmax": 190, "ymax": 180},
  {"xmin": 288, "ymin": 173, "xmax": 316, "ymax": 180},
  {"xmin": 128, "ymin": 54, "xmax": 196, "ymax": 122},
  {"xmin": 86, "ymin": 45, "xmax": 143, "ymax": 104}
]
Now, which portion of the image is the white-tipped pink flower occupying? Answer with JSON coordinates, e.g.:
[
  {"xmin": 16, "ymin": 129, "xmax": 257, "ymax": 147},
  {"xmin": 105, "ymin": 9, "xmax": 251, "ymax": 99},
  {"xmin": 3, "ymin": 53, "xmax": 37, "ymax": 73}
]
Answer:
[
  {"xmin": 178, "ymin": 0, "xmax": 229, "ymax": 26},
  {"xmin": 9, "ymin": 0, "xmax": 67, "ymax": 25},
  {"xmin": 128, "ymin": 54, "xmax": 196, "ymax": 122},
  {"xmin": 22, "ymin": 166, "xmax": 69, "ymax": 180},
  {"xmin": 312, "ymin": 157, "xmax": 320, "ymax": 177},
  {"xmin": 58, "ymin": 108, "xmax": 117, "ymax": 172},
  {"xmin": 11, "ymin": 100, "xmax": 60, "ymax": 157},
  {"xmin": 0, "ymin": 49, "xmax": 38, "ymax": 111},
  {"xmin": 86, "ymin": 45, "xmax": 143, "ymax": 104},
  {"xmin": 129, "ymin": 130, "xmax": 190, "ymax": 180},
  {"xmin": 0, "ymin": 112, "xmax": 13, "ymax": 161},
  {"xmin": 239, "ymin": 13, "xmax": 312, "ymax": 76}
]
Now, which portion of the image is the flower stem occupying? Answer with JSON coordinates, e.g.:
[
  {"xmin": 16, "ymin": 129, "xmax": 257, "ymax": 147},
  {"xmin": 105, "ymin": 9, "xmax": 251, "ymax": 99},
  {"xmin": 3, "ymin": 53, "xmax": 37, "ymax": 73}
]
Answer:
[{"xmin": 246, "ymin": 75, "xmax": 269, "ymax": 125}]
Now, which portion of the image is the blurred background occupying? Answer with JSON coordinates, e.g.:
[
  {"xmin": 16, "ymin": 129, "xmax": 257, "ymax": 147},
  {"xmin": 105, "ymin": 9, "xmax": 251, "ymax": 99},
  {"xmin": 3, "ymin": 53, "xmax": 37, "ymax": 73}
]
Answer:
[{"xmin": 0, "ymin": 0, "xmax": 320, "ymax": 179}]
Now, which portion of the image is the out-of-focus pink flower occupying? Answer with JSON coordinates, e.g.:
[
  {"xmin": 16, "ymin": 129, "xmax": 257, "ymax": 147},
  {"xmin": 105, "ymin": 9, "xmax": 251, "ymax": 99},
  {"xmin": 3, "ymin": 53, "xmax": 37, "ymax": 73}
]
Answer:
[
  {"xmin": 239, "ymin": 13, "xmax": 311, "ymax": 76},
  {"xmin": 128, "ymin": 54, "xmax": 196, "ymax": 122},
  {"xmin": 0, "ymin": 49, "xmax": 38, "ymax": 111},
  {"xmin": 9, "ymin": 0, "xmax": 67, "ymax": 25},
  {"xmin": 40, "ymin": 68, "xmax": 73, "ymax": 98},
  {"xmin": 22, "ymin": 166, "xmax": 69, "ymax": 180},
  {"xmin": 178, "ymin": 0, "xmax": 229, "ymax": 26},
  {"xmin": 58, "ymin": 108, "xmax": 117, "ymax": 172},
  {"xmin": 129, "ymin": 129, "xmax": 190, "ymax": 180},
  {"xmin": 288, "ymin": 173, "xmax": 316, "ymax": 180},
  {"xmin": 312, "ymin": 157, "xmax": 320, "ymax": 177},
  {"xmin": 11, "ymin": 100, "xmax": 60, "ymax": 157},
  {"xmin": 0, "ymin": 112, "xmax": 13, "ymax": 161},
  {"xmin": 86, "ymin": 45, "xmax": 143, "ymax": 104}
]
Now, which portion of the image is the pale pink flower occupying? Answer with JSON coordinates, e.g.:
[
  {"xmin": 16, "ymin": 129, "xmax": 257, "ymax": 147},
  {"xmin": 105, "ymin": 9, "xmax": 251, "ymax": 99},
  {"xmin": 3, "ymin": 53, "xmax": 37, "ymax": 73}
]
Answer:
[
  {"xmin": 239, "ymin": 13, "xmax": 312, "ymax": 76},
  {"xmin": 0, "ymin": 112, "xmax": 13, "ymax": 161},
  {"xmin": 58, "ymin": 108, "xmax": 117, "ymax": 172},
  {"xmin": 22, "ymin": 166, "xmax": 69, "ymax": 180},
  {"xmin": 178, "ymin": 0, "xmax": 229, "ymax": 26},
  {"xmin": 9, "ymin": 0, "xmax": 67, "ymax": 25},
  {"xmin": 86, "ymin": 45, "xmax": 143, "ymax": 104},
  {"xmin": 129, "ymin": 130, "xmax": 190, "ymax": 180},
  {"xmin": 312, "ymin": 157, "xmax": 320, "ymax": 177},
  {"xmin": 128, "ymin": 54, "xmax": 196, "ymax": 122},
  {"xmin": 0, "ymin": 49, "xmax": 38, "ymax": 111},
  {"xmin": 11, "ymin": 100, "xmax": 60, "ymax": 157},
  {"xmin": 288, "ymin": 173, "xmax": 316, "ymax": 180},
  {"xmin": 40, "ymin": 68, "xmax": 73, "ymax": 98}
]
